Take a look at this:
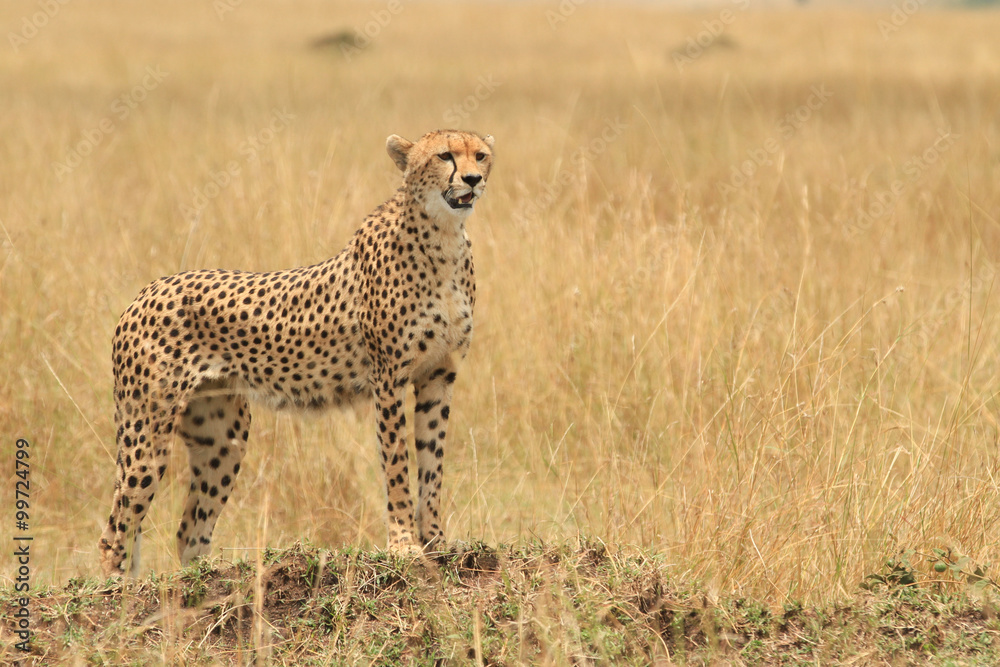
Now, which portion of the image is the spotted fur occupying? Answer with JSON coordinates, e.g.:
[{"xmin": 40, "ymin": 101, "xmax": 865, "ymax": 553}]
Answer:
[{"xmin": 98, "ymin": 130, "xmax": 495, "ymax": 576}]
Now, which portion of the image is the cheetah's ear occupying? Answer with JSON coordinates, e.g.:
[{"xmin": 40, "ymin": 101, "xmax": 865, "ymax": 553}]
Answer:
[
  {"xmin": 386, "ymin": 135, "xmax": 413, "ymax": 172},
  {"xmin": 482, "ymin": 134, "xmax": 495, "ymax": 149}
]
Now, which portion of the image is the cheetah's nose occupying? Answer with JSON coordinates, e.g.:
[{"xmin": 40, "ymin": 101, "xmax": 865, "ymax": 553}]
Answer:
[{"xmin": 462, "ymin": 174, "xmax": 482, "ymax": 187}]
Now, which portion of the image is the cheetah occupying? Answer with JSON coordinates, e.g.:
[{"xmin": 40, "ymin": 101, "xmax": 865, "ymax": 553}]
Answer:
[{"xmin": 98, "ymin": 129, "xmax": 495, "ymax": 576}]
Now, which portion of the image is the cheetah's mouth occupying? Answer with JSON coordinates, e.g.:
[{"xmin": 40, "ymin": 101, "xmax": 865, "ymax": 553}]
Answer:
[{"xmin": 445, "ymin": 191, "xmax": 475, "ymax": 209}]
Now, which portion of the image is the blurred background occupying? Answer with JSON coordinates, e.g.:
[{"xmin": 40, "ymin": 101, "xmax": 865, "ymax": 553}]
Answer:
[{"xmin": 2, "ymin": 0, "xmax": 999, "ymax": 604}]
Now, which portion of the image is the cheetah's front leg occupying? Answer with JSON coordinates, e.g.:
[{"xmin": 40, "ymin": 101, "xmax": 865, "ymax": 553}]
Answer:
[
  {"xmin": 413, "ymin": 357, "xmax": 457, "ymax": 551},
  {"xmin": 374, "ymin": 382, "xmax": 420, "ymax": 555}
]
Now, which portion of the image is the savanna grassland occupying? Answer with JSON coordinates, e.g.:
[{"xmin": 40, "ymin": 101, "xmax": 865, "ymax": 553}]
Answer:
[{"xmin": 3, "ymin": 0, "xmax": 1000, "ymax": 663}]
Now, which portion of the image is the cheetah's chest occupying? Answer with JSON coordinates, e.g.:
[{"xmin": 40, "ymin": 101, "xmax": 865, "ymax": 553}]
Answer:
[
  {"xmin": 408, "ymin": 266, "xmax": 474, "ymax": 376},
  {"xmin": 437, "ymin": 280, "xmax": 474, "ymax": 349}
]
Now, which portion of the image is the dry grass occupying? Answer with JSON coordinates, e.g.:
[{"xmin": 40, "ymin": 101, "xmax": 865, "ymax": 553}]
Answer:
[{"xmin": 2, "ymin": 0, "xmax": 1000, "ymax": 618}]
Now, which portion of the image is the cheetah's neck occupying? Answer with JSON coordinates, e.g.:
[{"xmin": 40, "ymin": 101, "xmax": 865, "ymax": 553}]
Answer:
[{"xmin": 394, "ymin": 186, "xmax": 472, "ymax": 261}]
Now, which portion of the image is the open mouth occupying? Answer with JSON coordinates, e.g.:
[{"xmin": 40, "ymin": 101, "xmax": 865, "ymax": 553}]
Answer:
[{"xmin": 445, "ymin": 191, "xmax": 475, "ymax": 209}]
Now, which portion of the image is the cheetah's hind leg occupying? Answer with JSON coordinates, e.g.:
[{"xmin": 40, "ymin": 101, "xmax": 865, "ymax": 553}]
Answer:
[
  {"xmin": 98, "ymin": 402, "xmax": 174, "ymax": 578},
  {"xmin": 175, "ymin": 381, "xmax": 251, "ymax": 565}
]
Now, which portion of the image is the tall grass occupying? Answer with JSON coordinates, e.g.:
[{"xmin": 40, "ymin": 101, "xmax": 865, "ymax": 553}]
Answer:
[{"xmin": 2, "ymin": 0, "xmax": 1000, "ymax": 604}]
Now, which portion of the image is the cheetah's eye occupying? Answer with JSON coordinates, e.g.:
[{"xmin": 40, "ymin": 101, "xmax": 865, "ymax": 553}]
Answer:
[
  {"xmin": 475, "ymin": 152, "xmax": 487, "ymax": 161},
  {"xmin": 437, "ymin": 152, "xmax": 453, "ymax": 162}
]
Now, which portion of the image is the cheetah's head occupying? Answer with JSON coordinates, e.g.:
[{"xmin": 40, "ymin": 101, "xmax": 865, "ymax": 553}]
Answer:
[{"xmin": 386, "ymin": 130, "xmax": 495, "ymax": 219}]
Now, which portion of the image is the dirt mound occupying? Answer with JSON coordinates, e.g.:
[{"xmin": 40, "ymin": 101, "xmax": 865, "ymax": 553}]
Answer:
[{"xmin": 3, "ymin": 542, "xmax": 997, "ymax": 665}]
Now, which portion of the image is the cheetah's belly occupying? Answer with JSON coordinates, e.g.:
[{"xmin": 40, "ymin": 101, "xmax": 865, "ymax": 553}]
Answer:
[{"xmin": 227, "ymin": 323, "xmax": 374, "ymax": 412}]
